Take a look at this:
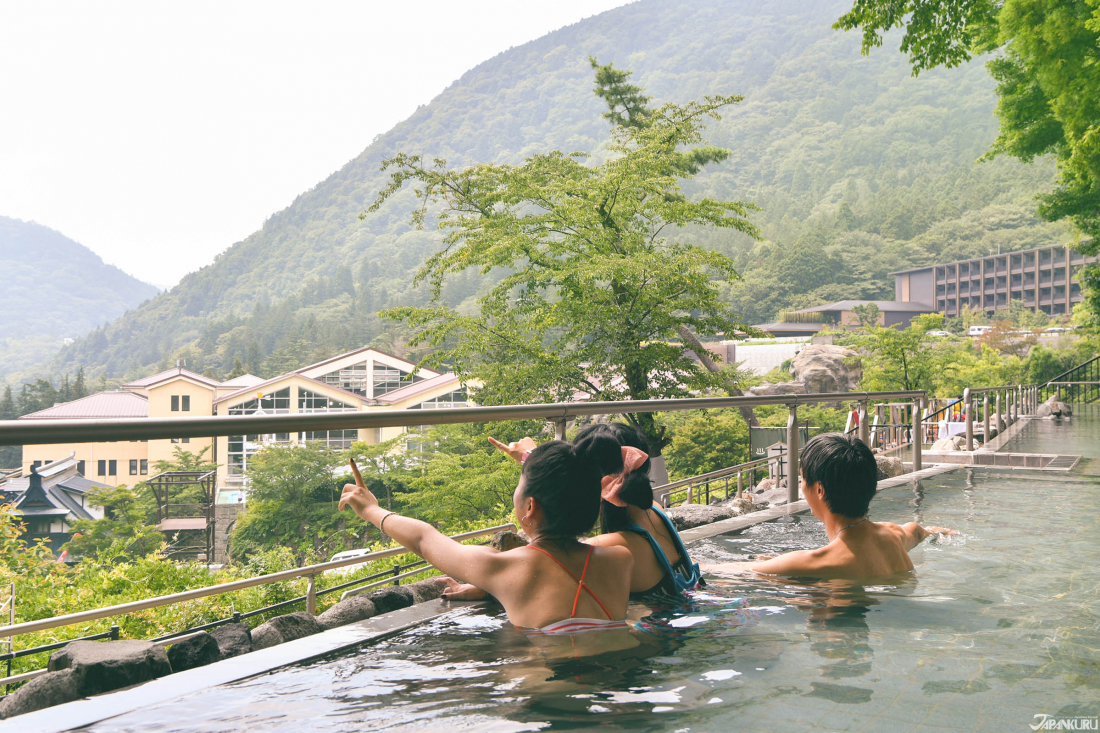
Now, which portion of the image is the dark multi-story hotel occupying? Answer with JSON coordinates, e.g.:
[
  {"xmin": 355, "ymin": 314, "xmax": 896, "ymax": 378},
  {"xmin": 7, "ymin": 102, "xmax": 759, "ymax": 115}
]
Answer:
[{"xmin": 892, "ymin": 244, "xmax": 1097, "ymax": 318}]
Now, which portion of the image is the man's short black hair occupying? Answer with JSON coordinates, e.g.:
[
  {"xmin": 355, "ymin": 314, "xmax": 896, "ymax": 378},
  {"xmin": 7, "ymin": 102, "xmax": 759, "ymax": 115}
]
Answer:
[{"xmin": 800, "ymin": 433, "xmax": 878, "ymax": 518}]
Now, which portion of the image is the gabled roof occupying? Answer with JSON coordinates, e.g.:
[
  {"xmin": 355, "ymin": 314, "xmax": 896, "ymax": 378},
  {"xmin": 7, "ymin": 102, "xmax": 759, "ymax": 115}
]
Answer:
[
  {"xmin": 295, "ymin": 345, "xmax": 438, "ymax": 378},
  {"xmin": 219, "ymin": 374, "xmax": 264, "ymax": 388},
  {"xmin": 123, "ymin": 368, "xmax": 221, "ymax": 389},
  {"xmin": 375, "ymin": 373, "xmax": 462, "ymax": 405},
  {"xmin": 19, "ymin": 391, "xmax": 148, "ymax": 420},
  {"xmin": 213, "ymin": 372, "xmax": 367, "ymax": 406}
]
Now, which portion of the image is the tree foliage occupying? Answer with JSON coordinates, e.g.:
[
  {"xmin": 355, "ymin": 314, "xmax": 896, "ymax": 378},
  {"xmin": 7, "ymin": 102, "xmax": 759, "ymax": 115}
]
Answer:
[
  {"xmin": 373, "ymin": 63, "xmax": 758, "ymax": 451},
  {"xmin": 835, "ymin": 0, "xmax": 1100, "ymax": 326}
]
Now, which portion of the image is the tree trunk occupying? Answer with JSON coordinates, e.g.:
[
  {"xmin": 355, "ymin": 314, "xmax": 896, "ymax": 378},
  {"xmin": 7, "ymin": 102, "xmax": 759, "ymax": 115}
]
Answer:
[{"xmin": 678, "ymin": 325, "xmax": 760, "ymax": 427}]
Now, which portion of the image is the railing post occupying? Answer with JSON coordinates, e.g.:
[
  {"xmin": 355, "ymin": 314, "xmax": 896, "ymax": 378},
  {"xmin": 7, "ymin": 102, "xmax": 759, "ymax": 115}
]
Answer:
[
  {"xmin": 786, "ymin": 404, "xmax": 799, "ymax": 504},
  {"xmin": 306, "ymin": 575, "xmax": 317, "ymax": 616},
  {"xmin": 109, "ymin": 624, "xmax": 120, "ymax": 641},
  {"xmin": 963, "ymin": 387, "xmax": 973, "ymax": 451},
  {"xmin": 983, "ymin": 393, "xmax": 990, "ymax": 446},
  {"xmin": 554, "ymin": 419, "xmax": 567, "ymax": 441},
  {"xmin": 392, "ymin": 563, "xmax": 401, "ymax": 586},
  {"xmin": 912, "ymin": 398, "xmax": 922, "ymax": 472},
  {"xmin": 995, "ymin": 391, "xmax": 1002, "ymax": 432},
  {"xmin": 736, "ymin": 470, "xmax": 743, "ymax": 498},
  {"xmin": 858, "ymin": 400, "xmax": 870, "ymax": 447}
]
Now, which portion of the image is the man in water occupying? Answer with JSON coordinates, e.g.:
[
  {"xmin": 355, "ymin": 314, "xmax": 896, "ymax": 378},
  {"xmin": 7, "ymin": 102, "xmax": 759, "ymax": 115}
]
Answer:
[{"xmin": 706, "ymin": 433, "xmax": 953, "ymax": 581}]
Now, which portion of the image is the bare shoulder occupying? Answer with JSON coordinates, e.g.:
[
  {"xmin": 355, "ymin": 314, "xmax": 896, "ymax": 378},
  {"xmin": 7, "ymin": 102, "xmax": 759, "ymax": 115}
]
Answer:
[
  {"xmin": 598, "ymin": 543, "xmax": 634, "ymax": 564},
  {"xmin": 750, "ymin": 547, "xmax": 829, "ymax": 576},
  {"xmin": 585, "ymin": 532, "xmax": 630, "ymax": 548}
]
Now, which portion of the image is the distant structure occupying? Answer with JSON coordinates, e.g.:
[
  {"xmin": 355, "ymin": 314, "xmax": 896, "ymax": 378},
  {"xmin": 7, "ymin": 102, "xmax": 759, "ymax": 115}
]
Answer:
[
  {"xmin": 892, "ymin": 243, "xmax": 1097, "ymax": 318},
  {"xmin": 756, "ymin": 300, "xmax": 934, "ymax": 337},
  {"xmin": 17, "ymin": 347, "xmax": 467, "ymax": 506},
  {"xmin": 0, "ymin": 454, "xmax": 107, "ymax": 555}
]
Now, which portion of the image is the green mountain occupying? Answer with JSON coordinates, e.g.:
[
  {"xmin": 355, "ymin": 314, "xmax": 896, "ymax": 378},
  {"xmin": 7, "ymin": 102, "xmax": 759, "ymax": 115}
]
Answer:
[
  {"xmin": 0, "ymin": 217, "xmax": 159, "ymax": 380},
  {"xmin": 49, "ymin": 0, "xmax": 1059, "ymax": 382}
]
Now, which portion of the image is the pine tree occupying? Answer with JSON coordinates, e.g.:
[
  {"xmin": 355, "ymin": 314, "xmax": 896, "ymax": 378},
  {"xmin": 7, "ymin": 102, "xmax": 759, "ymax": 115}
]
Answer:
[
  {"xmin": 0, "ymin": 386, "xmax": 15, "ymax": 420},
  {"xmin": 73, "ymin": 367, "xmax": 88, "ymax": 399},
  {"xmin": 228, "ymin": 357, "xmax": 246, "ymax": 379}
]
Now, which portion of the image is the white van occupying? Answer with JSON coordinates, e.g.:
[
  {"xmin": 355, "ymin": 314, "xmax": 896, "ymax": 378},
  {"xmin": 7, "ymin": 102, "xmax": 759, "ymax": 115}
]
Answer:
[{"xmin": 968, "ymin": 325, "xmax": 993, "ymax": 337}]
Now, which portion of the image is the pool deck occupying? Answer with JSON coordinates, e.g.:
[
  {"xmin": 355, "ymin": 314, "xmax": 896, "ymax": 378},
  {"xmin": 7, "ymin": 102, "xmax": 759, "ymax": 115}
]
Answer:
[{"xmin": 0, "ymin": 599, "xmax": 489, "ymax": 733}]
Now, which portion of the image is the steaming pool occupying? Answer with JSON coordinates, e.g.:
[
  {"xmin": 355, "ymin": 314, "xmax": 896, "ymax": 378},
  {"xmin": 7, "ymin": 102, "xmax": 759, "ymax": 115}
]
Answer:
[{"xmin": 80, "ymin": 409, "xmax": 1100, "ymax": 732}]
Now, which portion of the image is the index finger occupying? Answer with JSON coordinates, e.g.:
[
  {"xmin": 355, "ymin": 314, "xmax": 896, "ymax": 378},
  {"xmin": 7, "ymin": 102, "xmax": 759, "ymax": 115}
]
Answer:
[
  {"xmin": 349, "ymin": 459, "xmax": 366, "ymax": 488},
  {"xmin": 487, "ymin": 436, "xmax": 508, "ymax": 452}
]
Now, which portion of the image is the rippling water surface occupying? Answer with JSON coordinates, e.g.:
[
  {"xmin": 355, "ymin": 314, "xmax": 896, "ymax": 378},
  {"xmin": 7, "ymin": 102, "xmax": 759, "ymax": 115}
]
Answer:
[{"xmin": 89, "ymin": 409, "xmax": 1100, "ymax": 732}]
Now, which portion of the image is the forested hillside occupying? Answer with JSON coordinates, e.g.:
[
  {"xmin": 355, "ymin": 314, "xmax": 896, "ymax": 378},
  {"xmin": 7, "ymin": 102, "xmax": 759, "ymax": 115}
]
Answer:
[
  {"xmin": 0, "ymin": 217, "xmax": 158, "ymax": 379},
  {"xmin": 48, "ymin": 0, "xmax": 1061, "ymax": 382}
]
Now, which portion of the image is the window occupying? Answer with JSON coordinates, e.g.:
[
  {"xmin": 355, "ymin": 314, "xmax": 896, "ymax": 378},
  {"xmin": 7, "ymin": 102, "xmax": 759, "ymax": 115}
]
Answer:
[
  {"xmin": 408, "ymin": 390, "xmax": 469, "ymax": 410},
  {"xmin": 98, "ymin": 460, "xmax": 107, "ymax": 476},
  {"xmin": 140, "ymin": 459, "xmax": 148, "ymax": 475},
  {"xmin": 372, "ymin": 364, "xmax": 422, "ymax": 396},
  {"xmin": 108, "ymin": 460, "xmax": 117, "ymax": 476},
  {"xmin": 182, "ymin": 395, "xmax": 190, "ymax": 411},
  {"xmin": 302, "ymin": 430, "xmax": 358, "ymax": 450},
  {"xmin": 77, "ymin": 460, "xmax": 85, "ymax": 475},
  {"xmin": 228, "ymin": 387, "xmax": 290, "ymax": 416},
  {"xmin": 320, "ymin": 362, "xmax": 369, "ymax": 396},
  {"xmin": 171, "ymin": 437, "xmax": 191, "ymax": 444},
  {"xmin": 130, "ymin": 459, "xmax": 138, "ymax": 475},
  {"xmin": 171, "ymin": 395, "xmax": 179, "ymax": 411},
  {"xmin": 298, "ymin": 388, "xmax": 355, "ymax": 412},
  {"xmin": 227, "ymin": 431, "xmax": 294, "ymax": 479}
]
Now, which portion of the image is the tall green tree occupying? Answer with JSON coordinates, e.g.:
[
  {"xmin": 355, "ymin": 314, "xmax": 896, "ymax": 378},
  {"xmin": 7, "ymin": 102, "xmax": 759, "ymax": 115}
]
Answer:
[
  {"xmin": 846, "ymin": 313, "xmax": 945, "ymax": 392},
  {"xmin": 370, "ymin": 63, "xmax": 758, "ymax": 453},
  {"xmin": 835, "ymin": 0, "xmax": 1100, "ymax": 325}
]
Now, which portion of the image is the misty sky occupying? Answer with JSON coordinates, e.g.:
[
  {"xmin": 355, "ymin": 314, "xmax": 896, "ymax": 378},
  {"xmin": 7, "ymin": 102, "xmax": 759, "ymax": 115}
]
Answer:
[{"xmin": 0, "ymin": 1, "xmax": 630, "ymax": 289}]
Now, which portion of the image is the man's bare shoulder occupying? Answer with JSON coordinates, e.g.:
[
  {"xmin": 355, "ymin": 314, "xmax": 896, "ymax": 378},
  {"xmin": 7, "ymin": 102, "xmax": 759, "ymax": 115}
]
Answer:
[{"xmin": 748, "ymin": 546, "xmax": 836, "ymax": 576}]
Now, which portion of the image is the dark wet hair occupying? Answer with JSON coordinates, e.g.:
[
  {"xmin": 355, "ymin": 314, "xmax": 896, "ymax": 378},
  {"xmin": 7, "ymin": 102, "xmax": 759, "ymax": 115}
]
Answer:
[
  {"xmin": 573, "ymin": 423, "xmax": 653, "ymax": 534},
  {"xmin": 800, "ymin": 433, "xmax": 878, "ymax": 518},
  {"xmin": 520, "ymin": 434, "xmax": 623, "ymax": 537}
]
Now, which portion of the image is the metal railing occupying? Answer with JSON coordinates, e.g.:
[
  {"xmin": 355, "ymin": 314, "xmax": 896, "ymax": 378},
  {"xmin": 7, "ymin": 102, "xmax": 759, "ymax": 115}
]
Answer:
[
  {"xmin": 1041, "ymin": 354, "xmax": 1100, "ymax": 404},
  {"xmin": 656, "ymin": 456, "xmax": 772, "ymax": 507},
  {"xmin": 0, "ymin": 391, "xmax": 930, "ymax": 447}
]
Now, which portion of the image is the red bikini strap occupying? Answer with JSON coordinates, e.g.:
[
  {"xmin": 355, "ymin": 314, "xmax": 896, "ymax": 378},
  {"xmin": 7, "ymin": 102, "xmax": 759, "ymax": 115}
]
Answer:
[{"xmin": 527, "ymin": 545, "xmax": 615, "ymax": 620}]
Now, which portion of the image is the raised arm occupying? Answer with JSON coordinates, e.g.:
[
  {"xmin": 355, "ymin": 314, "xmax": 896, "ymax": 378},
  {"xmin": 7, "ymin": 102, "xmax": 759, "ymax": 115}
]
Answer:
[
  {"xmin": 890, "ymin": 522, "xmax": 955, "ymax": 551},
  {"xmin": 340, "ymin": 462, "xmax": 510, "ymax": 595}
]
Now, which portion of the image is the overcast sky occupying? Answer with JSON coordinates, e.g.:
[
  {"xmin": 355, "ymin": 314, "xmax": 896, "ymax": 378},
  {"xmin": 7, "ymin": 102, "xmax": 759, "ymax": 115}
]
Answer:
[{"xmin": 0, "ymin": 1, "xmax": 630, "ymax": 289}]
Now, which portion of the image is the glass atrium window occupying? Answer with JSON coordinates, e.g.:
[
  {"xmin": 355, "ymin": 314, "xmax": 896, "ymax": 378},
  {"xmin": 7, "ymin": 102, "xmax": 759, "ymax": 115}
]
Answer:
[
  {"xmin": 298, "ymin": 388, "xmax": 355, "ymax": 412},
  {"xmin": 408, "ymin": 390, "xmax": 468, "ymax": 410},
  {"xmin": 228, "ymin": 387, "xmax": 291, "ymax": 415},
  {"xmin": 373, "ymin": 364, "xmax": 422, "ymax": 396},
  {"xmin": 302, "ymin": 430, "xmax": 358, "ymax": 450},
  {"xmin": 319, "ymin": 361, "xmax": 369, "ymax": 396}
]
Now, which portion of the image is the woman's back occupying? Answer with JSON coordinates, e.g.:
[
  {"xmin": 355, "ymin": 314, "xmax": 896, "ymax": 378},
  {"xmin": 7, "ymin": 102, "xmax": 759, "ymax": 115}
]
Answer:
[{"xmin": 495, "ymin": 542, "xmax": 633, "ymax": 629}]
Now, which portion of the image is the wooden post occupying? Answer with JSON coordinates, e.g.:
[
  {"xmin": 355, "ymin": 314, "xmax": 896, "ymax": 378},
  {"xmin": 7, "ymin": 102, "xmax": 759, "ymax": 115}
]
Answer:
[
  {"xmin": 912, "ymin": 398, "xmax": 922, "ymax": 472},
  {"xmin": 964, "ymin": 387, "xmax": 974, "ymax": 451},
  {"xmin": 786, "ymin": 404, "xmax": 799, "ymax": 505},
  {"xmin": 306, "ymin": 575, "xmax": 317, "ymax": 616},
  {"xmin": 983, "ymin": 393, "xmax": 990, "ymax": 446},
  {"xmin": 858, "ymin": 400, "xmax": 870, "ymax": 447}
]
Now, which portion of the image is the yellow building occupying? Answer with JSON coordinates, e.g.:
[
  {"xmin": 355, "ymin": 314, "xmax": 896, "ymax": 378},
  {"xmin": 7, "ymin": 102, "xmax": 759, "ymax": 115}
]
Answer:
[
  {"xmin": 213, "ymin": 347, "xmax": 466, "ymax": 493},
  {"xmin": 19, "ymin": 348, "xmax": 468, "ymax": 500}
]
